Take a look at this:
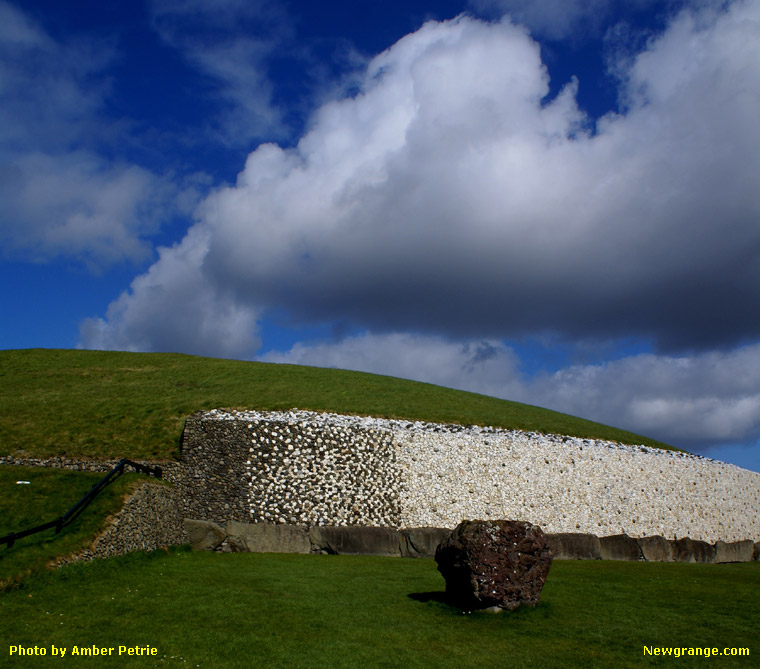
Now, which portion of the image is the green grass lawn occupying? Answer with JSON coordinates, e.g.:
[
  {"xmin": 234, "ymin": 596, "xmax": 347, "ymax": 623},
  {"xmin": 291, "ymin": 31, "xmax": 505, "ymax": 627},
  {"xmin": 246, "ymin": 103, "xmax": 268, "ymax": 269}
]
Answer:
[
  {"xmin": 2, "ymin": 549, "xmax": 756, "ymax": 668},
  {"xmin": 0, "ymin": 348, "xmax": 673, "ymax": 461},
  {"xmin": 0, "ymin": 465, "xmax": 144, "ymax": 589}
]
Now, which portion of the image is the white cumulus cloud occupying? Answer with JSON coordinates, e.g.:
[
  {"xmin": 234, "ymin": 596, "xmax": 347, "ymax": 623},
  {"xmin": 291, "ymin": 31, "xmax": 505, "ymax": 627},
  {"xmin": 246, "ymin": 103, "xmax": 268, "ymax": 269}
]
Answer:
[
  {"xmin": 82, "ymin": 1, "xmax": 760, "ymax": 354},
  {"xmin": 79, "ymin": 225, "xmax": 261, "ymax": 358},
  {"xmin": 261, "ymin": 332, "xmax": 526, "ymax": 398}
]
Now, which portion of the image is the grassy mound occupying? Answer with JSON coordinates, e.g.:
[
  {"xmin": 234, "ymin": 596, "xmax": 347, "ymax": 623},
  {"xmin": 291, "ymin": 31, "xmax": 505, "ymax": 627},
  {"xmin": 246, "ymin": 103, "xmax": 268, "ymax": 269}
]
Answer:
[
  {"xmin": 2, "ymin": 549, "xmax": 757, "ymax": 667},
  {"xmin": 0, "ymin": 348, "xmax": 672, "ymax": 461}
]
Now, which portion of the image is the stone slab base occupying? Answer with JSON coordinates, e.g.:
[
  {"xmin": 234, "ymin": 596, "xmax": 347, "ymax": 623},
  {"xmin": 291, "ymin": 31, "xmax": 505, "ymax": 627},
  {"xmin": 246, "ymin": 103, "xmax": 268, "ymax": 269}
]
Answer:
[{"xmin": 184, "ymin": 519, "xmax": 760, "ymax": 563}]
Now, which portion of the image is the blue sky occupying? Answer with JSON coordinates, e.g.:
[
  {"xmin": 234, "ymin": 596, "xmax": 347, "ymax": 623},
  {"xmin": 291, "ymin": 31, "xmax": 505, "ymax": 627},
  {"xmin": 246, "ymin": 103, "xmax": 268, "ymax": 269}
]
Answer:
[{"xmin": 2, "ymin": 0, "xmax": 759, "ymax": 472}]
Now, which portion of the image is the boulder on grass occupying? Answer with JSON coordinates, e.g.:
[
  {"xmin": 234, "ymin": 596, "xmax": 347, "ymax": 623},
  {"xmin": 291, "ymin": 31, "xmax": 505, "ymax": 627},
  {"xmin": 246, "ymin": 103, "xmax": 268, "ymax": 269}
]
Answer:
[
  {"xmin": 184, "ymin": 518, "xmax": 226, "ymax": 551},
  {"xmin": 754, "ymin": 542, "xmax": 760, "ymax": 562},
  {"xmin": 434, "ymin": 519, "xmax": 553, "ymax": 611}
]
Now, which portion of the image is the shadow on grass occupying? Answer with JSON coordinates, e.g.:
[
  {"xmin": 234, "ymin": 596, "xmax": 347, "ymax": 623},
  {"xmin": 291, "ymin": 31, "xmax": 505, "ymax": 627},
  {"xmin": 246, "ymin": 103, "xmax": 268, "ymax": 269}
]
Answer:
[
  {"xmin": 408, "ymin": 590, "xmax": 450, "ymax": 605},
  {"xmin": 408, "ymin": 590, "xmax": 555, "ymax": 618}
]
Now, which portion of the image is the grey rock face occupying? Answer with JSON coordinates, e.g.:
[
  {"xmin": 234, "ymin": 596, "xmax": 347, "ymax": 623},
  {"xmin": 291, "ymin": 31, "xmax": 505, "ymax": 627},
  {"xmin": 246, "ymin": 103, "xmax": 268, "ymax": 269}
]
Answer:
[
  {"xmin": 545, "ymin": 533, "xmax": 601, "ymax": 560},
  {"xmin": 636, "ymin": 536, "xmax": 673, "ymax": 562},
  {"xmin": 713, "ymin": 539, "xmax": 755, "ymax": 563},
  {"xmin": 434, "ymin": 519, "xmax": 553, "ymax": 611},
  {"xmin": 308, "ymin": 525, "xmax": 401, "ymax": 556},
  {"xmin": 600, "ymin": 534, "xmax": 643, "ymax": 561},
  {"xmin": 670, "ymin": 537, "xmax": 717, "ymax": 563},
  {"xmin": 184, "ymin": 518, "xmax": 226, "ymax": 551},
  {"xmin": 226, "ymin": 520, "xmax": 311, "ymax": 554},
  {"xmin": 400, "ymin": 527, "xmax": 453, "ymax": 558}
]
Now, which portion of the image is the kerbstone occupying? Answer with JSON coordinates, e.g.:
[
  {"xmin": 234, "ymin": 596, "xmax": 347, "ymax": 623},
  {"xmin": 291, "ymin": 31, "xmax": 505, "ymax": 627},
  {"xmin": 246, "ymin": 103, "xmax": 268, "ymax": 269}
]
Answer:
[
  {"xmin": 309, "ymin": 526, "xmax": 401, "ymax": 556},
  {"xmin": 226, "ymin": 520, "xmax": 310, "ymax": 554},
  {"xmin": 670, "ymin": 537, "xmax": 716, "ymax": 563},
  {"xmin": 636, "ymin": 536, "xmax": 673, "ymax": 562},
  {"xmin": 600, "ymin": 534, "xmax": 643, "ymax": 561},
  {"xmin": 545, "ymin": 533, "xmax": 601, "ymax": 560},
  {"xmin": 184, "ymin": 518, "xmax": 226, "ymax": 551},
  {"xmin": 400, "ymin": 527, "xmax": 452, "ymax": 558},
  {"xmin": 713, "ymin": 540, "xmax": 755, "ymax": 563}
]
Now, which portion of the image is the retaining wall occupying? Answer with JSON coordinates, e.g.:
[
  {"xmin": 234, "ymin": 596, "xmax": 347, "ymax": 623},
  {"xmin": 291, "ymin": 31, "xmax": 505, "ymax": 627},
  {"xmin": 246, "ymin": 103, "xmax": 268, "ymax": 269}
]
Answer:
[
  {"xmin": 180, "ymin": 409, "xmax": 760, "ymax": 544},
  {"xmin": 55, "ymin": 481, "xmax": 187, "ymax": 567}
]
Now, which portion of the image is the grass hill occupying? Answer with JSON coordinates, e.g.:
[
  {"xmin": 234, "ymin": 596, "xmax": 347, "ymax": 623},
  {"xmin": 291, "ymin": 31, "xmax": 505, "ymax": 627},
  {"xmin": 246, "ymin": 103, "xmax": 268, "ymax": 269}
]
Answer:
[
  {"xmin": 3, "ymin": 349, "xmax": 758, "ymax": 669},
  {"xmin": 0, "ymin": 348, "xmax": 673, "ymax": 461}
]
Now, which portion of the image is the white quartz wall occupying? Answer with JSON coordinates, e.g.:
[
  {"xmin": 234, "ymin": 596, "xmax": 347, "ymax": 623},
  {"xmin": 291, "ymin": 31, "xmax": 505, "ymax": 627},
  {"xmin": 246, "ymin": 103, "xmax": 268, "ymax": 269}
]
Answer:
[
  {"xmin": 397, "ymin": 428, "xmax": 760, "ymax": 543},
  {"xmin": 202, "ymin": 410, "xmax": 760, "ymax": 543}
]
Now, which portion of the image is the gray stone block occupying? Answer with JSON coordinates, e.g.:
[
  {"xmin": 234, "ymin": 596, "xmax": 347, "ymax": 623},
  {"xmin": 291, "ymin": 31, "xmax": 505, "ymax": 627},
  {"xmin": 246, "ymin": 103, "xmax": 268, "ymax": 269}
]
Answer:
[
  {"xmin": 689, "ymin": 538, "xmax": 717, "ymax": 563},
  {"xmin": 636, "ymin": 536, "xmax": 673, "ymax": 562},
  {"xmin": 226, "ymin": 521, "xmax": 311, "ymax": 554},
  {"xmin": 600, "ymin": 534, "xmax": 643, "ymax": 561},
  {"xmin": 400, "ymin": 527, "xmax": 452, "ymax": 558},
  {"xmin": 184, "ymin": 518, "xmax": 226, "ymax": 551},
  {"xmin": 545, "ymin": 533, "xmax": 601, "ymax": 560},
  {"xmin": 713, "ymin": 539, "xmax": 755, "ymax": 563},
  {"xmin": 670, "ymin": 537, "xmax": 717, "ymax": 563},
  {"xmin": 225, "ymin": 534, "xmax": 249, "ymax": 552},
  {"xmin": 754, "ymin": 542, "xmax": 760, "ymax": 561},
  {"xmin": 309, "ymin": 525, "xmax": 401, "ymax": 556}
]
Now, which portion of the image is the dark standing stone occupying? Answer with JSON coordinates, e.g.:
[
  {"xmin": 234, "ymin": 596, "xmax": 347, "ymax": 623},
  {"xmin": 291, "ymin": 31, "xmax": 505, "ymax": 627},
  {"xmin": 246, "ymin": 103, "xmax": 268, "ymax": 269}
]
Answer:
[{"xmin": 434, "ymin": 519, "xmax": 553, "ymax": 611}]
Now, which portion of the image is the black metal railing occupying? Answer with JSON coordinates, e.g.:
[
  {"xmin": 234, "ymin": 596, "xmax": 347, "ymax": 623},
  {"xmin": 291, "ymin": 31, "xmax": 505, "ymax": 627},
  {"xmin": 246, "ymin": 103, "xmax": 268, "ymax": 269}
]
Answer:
[{"xmin": 0, "ymin": 459, "xmax": 162, "ymax": 548}]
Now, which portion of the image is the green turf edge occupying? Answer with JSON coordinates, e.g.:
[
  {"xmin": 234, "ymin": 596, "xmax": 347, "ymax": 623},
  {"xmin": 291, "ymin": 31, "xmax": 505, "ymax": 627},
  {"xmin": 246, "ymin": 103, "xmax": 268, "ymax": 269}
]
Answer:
[{"xmin": 0, "ymin": 348, "xmax": 675, "ymax": 461}]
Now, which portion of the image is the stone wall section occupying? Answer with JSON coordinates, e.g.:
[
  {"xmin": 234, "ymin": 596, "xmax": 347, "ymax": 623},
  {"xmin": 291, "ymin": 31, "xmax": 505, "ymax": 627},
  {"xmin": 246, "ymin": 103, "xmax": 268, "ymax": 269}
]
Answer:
[
  {"xmin": 181, "ymin": 409, "xmax": 760, "ymax": 544},
  {"xmin": 397, "ymin": 428, "xmax": 760, "ymax": 542},
  {"xmin": 177, "ymin": 418, "xmax": 252, "ymax": 525},
  {"xmin": 245, "ymin": 416, "xmax": 400, "ymax": 527},
  {"xmin": 184, "ymin": 519, "xmax": 760, "ymax": 563},
  {"xmin": 55, "ymin": 482, "xmax": 187, "ymax": 567},
  {"xmin": 0, "ymin": 455, "xmax": 184, "ymax": 482},
  {"xmin": 4, "ymin": 408, "xmax": 760, "ymax": 558},
  {"xmin": 179, "ymin": 411, "xmax": 401, "ymax": 527}
]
